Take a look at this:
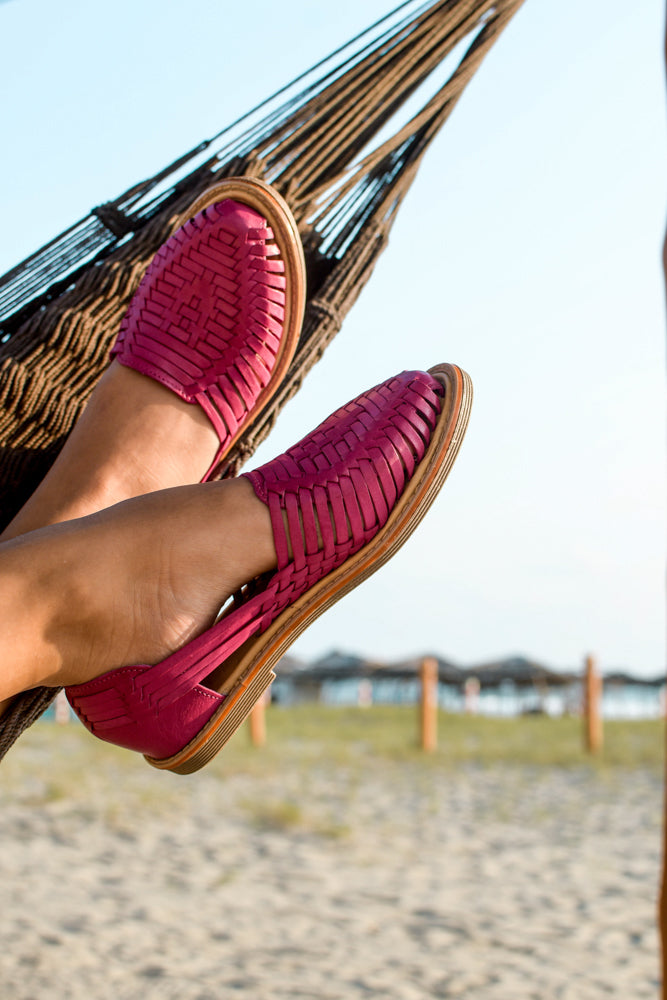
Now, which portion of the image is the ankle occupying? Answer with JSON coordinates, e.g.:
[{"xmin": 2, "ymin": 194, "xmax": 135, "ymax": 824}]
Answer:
[{"xmin": 200, "ymin": 478, "xmax": 277, "ymax": 586}]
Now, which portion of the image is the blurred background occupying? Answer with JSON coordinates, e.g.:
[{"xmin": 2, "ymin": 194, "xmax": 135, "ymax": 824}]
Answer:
[{"xmin": 0, "ymin": 4, "xmax": 663, "ymax": 997}]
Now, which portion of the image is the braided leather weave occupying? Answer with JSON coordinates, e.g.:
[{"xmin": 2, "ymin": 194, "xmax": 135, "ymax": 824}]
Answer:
[
  {"xmin": 113, "ymin": 198, "xmax": 288, "ymax": 480},
  {"xmin": 65, "ymin": 370, "xmax": 444, "ymax": 760}
]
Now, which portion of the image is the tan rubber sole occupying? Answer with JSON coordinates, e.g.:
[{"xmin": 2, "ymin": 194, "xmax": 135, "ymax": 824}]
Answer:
[
  {"xmin": 146, "ymin": 363, "xmax": 473, "ymax": 774},
  {"xmin": 174, "ymin": 177, "xmax": 306, "ymax": 478}
]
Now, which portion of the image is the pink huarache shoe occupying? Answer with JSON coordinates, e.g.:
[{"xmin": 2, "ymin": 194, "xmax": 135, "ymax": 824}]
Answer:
[
  {"xmin": 112, "ymin": 177, "xmax": 306, "ymax": 481},
  {"xmin": 66, "ymin": 363, "xmax": 472, "ymax": 773}
]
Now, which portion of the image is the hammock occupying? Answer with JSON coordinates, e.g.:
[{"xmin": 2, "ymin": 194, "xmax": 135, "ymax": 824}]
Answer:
[{"xmin": 0, "ymin": 0, "xmax": 524, "ymax": 756}]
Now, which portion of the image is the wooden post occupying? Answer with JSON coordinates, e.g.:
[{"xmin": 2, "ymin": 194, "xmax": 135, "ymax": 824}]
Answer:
[
  {"xmin": 357, "ymin": 679, "xmax": 373, "ymax": 707},
  {"xmin": 464, "ymin": 676, "xmax": 480, "ymax": 715},
  {"xmin": 54, "ymin": 690, "xmax": 71, "ymax": 724},
  {"xmin": 583, "ymin": 653, "xmax": 602, "ymax": 754},
  {"xmin": 249, "ymin": 693, "xmax": 268, "ymax": 747},
  {"xmin": 419, "ymin": 657, "xmax": 438, "ymax": 752}
]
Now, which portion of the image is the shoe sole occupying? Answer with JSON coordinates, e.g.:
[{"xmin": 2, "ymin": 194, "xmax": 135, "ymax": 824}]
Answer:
[
  {"xmin": 146, "ymin": 363, "xmax": 473, "ymax": 774},
  {"xmin": 159, "ymin": 177, "xmax": 306, "ymax": 479}
]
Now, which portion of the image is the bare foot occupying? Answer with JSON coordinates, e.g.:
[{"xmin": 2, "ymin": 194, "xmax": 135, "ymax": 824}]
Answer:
[
  {"xmin": 0, "ymin": 360, "xmax": 219, "ymax": 542},
  {"xmin": 0, "ymin": 477, "xmax": 276, "ymax": 699}
]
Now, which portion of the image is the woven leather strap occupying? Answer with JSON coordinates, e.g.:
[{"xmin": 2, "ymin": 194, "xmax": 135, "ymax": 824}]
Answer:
[{"xmin": 256, "ymin": 373, "xmax": 444, "ymax": 576}]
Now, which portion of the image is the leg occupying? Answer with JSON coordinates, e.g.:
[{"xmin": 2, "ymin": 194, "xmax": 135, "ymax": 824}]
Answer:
[
  {"xmin": 2, "ymin": 364, "xmax": 471, "ymax": 770},
  {"xmin": 0, "ymin": 363, "xmax": 219, "ymax": 716},
  {"xmin": 0, "ymin": 361, "xmax": 218, "ymax": 542},
  {"xmin": 0, "ymin": 477, "xmax": 275, "ymax": 700}
]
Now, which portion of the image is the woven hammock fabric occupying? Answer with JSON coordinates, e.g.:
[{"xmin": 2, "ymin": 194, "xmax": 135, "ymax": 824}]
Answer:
[{"xmin": 0, "ymin": 0, "xmax": 524, "ymax": 759}]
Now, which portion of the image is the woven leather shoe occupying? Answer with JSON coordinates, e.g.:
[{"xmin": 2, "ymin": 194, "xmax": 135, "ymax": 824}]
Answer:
[
  {"xmin": 66, "ymin": 363, "xmax": 472, "ymax": 773},
  {"xmin": 112, "ymin": 177, "xmax": 306, "ymax": 481}
]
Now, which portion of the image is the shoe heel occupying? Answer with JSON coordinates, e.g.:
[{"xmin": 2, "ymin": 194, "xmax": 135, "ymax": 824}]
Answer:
[{"xmin": 146, "ymin": 665, "xmax": 276, "ymax": 774}]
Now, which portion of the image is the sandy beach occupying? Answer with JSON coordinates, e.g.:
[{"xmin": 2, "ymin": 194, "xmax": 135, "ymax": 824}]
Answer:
[{"xmin": 0, "ymin": 715, "xmax": 661, "ymax": 999}]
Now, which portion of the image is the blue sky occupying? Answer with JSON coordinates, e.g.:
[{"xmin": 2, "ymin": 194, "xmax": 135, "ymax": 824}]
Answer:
[{"xmin": 0, "ymin": 0, "xmax": 664, "ymax": 676}]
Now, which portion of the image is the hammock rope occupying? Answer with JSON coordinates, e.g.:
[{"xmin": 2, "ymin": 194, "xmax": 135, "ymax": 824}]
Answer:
[{"xmin": 0, "ymin": 0, "xmax": 524, "ymax": 757}]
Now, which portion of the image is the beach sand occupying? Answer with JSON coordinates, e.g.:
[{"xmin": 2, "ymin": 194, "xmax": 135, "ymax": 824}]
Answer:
[{"xmin": 0, "ymin": 720, "xmax": 661, "ymax": 999}]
